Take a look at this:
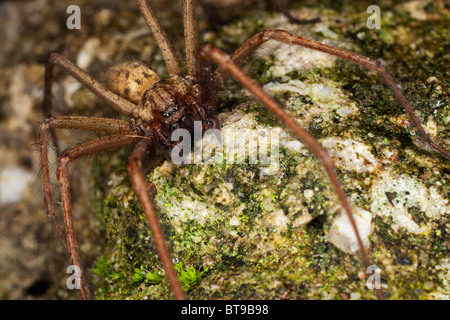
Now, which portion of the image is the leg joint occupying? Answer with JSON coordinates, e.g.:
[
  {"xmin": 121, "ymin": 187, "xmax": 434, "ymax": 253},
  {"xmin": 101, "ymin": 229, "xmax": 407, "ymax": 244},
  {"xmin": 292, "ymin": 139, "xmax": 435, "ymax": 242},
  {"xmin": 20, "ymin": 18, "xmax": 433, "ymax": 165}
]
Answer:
[
  {"xmin": 57, "ymin": 153, "xmax": 71, "ymax": 168},
  {"xmin": 41, "ymin": 118, "xmax": 53, "ymax": 129},
  {"xmin": 260, "ymin": 29, "xmax": 290, "ymax": 42},
  {"xmin": 126, "ymin": 155, "xmax": 141, "ymax": 173},
  {"xmin": 46, "ymin": 51, "xmax": 61, "ymax": 65}
]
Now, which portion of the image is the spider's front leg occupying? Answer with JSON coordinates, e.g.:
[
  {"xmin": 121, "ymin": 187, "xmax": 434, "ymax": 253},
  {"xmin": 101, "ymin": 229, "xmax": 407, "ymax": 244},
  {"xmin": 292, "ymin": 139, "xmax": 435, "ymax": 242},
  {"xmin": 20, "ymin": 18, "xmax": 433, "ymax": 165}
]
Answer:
[
  {"xmin": 213, "ymin": 29, "xmax": 450, "ymax": 160},
  {"xmin": 199, "ymin": 43, "xmax": 384, "ymax": 300},
  {"xmin": 127, "ymin": 139, "xmax": 186, "ymax": 300}
]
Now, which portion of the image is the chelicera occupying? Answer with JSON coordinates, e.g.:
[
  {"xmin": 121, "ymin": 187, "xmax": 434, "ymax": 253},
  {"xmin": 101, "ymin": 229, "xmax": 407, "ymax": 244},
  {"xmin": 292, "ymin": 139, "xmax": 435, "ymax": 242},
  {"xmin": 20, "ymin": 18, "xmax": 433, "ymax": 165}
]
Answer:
[{"xmin": 39, "ymin": 0, "xmax": 449, "ymax": 300}]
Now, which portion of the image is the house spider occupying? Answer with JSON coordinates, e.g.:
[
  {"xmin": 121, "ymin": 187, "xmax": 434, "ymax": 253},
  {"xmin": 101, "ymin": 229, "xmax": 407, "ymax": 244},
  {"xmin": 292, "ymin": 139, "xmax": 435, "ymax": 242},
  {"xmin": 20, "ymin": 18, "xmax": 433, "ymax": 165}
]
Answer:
[{"xmin": 39, "ymin": 0, "xmax": 449, "ymax": 300}]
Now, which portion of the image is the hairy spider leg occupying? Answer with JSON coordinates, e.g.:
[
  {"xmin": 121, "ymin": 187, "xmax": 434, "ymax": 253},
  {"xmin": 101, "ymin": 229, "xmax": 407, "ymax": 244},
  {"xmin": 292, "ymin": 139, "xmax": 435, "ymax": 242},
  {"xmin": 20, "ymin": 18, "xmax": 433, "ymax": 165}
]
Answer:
[
  {"xmin": 127, "ymin": 140, "xmax": 187, "ymax": 300},
  {"xmin": 199, "ymin": 43, "xmax": 385, "ymax": 300},
  {"xmin": 213, "ymin": 29, "xmax": 450, "ymax": 159}
]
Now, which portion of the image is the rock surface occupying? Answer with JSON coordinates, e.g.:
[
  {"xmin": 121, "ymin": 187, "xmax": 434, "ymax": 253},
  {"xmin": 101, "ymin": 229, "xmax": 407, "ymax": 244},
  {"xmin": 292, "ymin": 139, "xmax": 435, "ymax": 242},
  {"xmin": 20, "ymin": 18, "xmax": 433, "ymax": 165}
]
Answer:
[
  {"xmin": 0, "ymin": 0, "xmax": 448, "ymax": 300},
  {"xmin": 96, "ymin": 1, "xmax": 450, "ymax": 300}
]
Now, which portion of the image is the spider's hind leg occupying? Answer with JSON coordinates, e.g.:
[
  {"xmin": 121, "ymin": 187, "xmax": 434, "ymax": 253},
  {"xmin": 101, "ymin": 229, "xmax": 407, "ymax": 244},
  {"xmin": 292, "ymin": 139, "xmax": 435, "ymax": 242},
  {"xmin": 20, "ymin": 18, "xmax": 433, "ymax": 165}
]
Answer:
[
  {"xmin": 38, "ymin": 116, "xmax": 133, "ymax": 299},
  {"xmin": 44, "ymin": 52, "xmax": 138, "ymax": 117},
  {"xmin": 55, "ymin": 134, "xmax": 140, "ymax": 299}
]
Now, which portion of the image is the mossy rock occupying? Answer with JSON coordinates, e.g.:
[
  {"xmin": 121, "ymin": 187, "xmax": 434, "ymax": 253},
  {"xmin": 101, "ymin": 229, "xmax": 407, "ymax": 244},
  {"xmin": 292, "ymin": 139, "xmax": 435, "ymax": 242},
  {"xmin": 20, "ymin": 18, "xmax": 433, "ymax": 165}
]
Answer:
[{"xmin": 91, "ymin": 1, "xmax": 449, "ymax": 300}]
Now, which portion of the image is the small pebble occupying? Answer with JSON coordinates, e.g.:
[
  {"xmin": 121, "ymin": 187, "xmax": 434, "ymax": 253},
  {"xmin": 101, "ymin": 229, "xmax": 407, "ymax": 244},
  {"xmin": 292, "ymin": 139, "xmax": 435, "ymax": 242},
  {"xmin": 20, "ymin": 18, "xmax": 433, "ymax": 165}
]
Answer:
[{"xmin": 0, "ymin": 166, "xmax": 32, "ymax": 205}]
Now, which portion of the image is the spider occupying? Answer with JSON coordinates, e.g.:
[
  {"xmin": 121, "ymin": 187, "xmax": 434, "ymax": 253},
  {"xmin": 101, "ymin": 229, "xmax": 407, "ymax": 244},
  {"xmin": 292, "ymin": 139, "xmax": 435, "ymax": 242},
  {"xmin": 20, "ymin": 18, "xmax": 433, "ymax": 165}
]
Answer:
[{"xmin": 39, "ymin": 0, "xmax": 449, "ymax": 300}]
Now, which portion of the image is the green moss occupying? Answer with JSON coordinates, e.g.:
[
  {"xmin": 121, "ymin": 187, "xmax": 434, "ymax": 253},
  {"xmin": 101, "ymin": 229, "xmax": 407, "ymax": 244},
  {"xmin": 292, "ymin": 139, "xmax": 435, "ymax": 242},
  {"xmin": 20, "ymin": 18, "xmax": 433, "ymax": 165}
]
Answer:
[
  {"xmin": 319, "ymin": 7, "xmax": 450, "ymax": 150},
  {"xmin": 245, "ymin": 103, "xmax": 284, "ymax": 128},
  {"xmin": 174, "ymin": 262, "xmax": 207, "ymax": 291},
  {"xmin": 95, "ymin": 138, "xmax": 352, "ymax": 299}
]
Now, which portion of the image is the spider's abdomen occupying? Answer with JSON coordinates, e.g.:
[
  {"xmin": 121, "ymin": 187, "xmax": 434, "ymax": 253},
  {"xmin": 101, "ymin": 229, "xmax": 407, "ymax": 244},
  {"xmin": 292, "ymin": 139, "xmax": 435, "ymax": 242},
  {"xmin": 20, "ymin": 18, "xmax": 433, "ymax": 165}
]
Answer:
[{"xmin": 105, "ymin": 61, "xmax": 160, "ymax": 105}]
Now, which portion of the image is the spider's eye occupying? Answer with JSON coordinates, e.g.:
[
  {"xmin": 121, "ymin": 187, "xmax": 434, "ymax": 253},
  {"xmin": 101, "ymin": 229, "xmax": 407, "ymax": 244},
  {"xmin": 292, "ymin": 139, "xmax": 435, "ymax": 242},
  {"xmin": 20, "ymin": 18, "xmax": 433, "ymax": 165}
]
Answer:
[{"xmin": 162, "ymin": 103, "xmax": 179, "ymax": 117}]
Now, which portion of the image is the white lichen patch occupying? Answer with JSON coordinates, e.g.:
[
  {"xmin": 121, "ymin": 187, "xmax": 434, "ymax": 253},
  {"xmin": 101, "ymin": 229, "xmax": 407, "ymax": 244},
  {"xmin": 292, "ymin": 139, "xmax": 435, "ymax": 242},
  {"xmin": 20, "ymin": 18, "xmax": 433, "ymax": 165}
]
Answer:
[
  {"xmin": 413, "ymin": 116, "xmax": 443, "ymax": 152},
  {"xmin": 263, "ymin": 78, "xmax": 337, "ymax": 103},
  {"xmin": 321, "ymin": 137, "xmax": 380, "ymax": 173},
  {"xmin": 314, "ymin": 26, "xmax": 339, "ymax": 40},
  {"xmin": 292, "ymin": 214, "xmax": 314, "ymax": 227},
  {"xmin": 279, "ymin": 181, "xmax": 316, "ymax": 216},
  {"xmin": 262, "ymin": 78, "xmax": 359, "ymax": 129},
  {"xmin": 370, "ymin": 169, "xmax": 448, "ymax": 235},
  {"xmin": 395, "ymin": 1, "xmax": 441, "ymax": 21},
  {"xmin": 281, "ymin": 140, "xmax": 304, "ymax": 153},
  {"xmin": 158, "ymin": 193, "xmax": 218, "ymax": 229},
  {"xmin": 259, "ymin": 43, "xmax": 336, "ymax": 79},
  {"xmin": 303, "ymin": 189, "xmax": 314, "ymax": 202},
  {"xmin": 328, "ymin": 207, "xmax": 372, "ymax": 253},
  {"xmin": 266, "ymin": 209, "xmax": 290, "ymax": 232},
  {"xmin": 189, "ymin": 109, "xmax": 302, "ymax": 176}
]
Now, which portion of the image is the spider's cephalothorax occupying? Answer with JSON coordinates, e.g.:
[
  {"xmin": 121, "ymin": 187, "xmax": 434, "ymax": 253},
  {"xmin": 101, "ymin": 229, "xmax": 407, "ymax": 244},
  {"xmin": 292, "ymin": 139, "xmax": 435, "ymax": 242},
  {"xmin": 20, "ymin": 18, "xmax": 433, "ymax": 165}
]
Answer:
[{"xmin": 106, "ymin": 60, "xmax": 220, "ymax": 152}]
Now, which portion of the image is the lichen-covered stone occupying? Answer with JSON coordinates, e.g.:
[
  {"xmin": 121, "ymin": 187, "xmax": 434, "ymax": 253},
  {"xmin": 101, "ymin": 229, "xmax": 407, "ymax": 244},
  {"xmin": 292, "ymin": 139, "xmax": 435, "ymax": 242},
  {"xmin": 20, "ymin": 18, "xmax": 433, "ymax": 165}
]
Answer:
[
  {"xmin": 94, "ymin": 1, "xmax": 450, "ymax": 300},
  {"xmin": 2, "ymin": 0, "xmax": 446, "ymax": 300}
]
